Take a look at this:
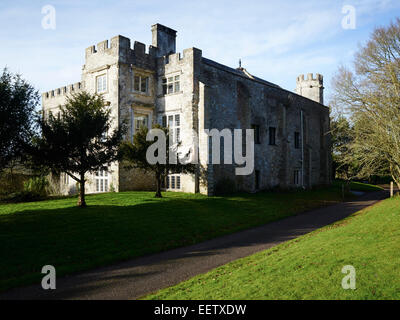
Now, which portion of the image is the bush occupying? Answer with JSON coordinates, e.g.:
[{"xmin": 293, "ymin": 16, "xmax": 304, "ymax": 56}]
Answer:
[
  {"xmin": 3, "ymin": 190, "xmax": 43, "ymax": 203},
  {"xmin": 214, "ymin": 177, "xmax": 236, "ymax": 196},
  {"xmin": 23, "ymin": 176, "xmax": 49, "ymax": 197},
  {"xmin": 0, "ymin": 172, "xmax": 31, "ymax": 196}
]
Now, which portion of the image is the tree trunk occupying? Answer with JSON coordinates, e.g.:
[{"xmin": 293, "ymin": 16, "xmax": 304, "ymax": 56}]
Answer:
[
  {"xmin": 77, "ymin": 172, "xmax": 86, "ymax": 207},
  {"xmin": 155, "ymin": 173, "xmax": 162, "ymax": 198}
]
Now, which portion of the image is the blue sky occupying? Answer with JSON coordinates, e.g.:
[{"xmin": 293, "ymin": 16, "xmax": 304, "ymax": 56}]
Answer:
[{"xmin": 1, "ymin": 0, "xmax": 400, "ymax": 103}]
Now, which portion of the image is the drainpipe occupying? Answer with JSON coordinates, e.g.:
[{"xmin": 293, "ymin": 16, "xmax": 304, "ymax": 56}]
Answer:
[{"xmin": 301, "ymin": 109, "xmax": 304, "ymax": 188}]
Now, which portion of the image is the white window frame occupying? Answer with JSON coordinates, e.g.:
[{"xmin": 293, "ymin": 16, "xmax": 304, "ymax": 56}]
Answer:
[
  {"xmin": 96, "ymin": 74, "xmax": 107, "ymax": 93},
  {"xmin": 161, "ymin": 113, "xmax": 181, "ymax": 143},
  {"xmin": 133, "ymin": 74, "xmax": 149, "ymax": 94},
  {"xmin": 162, "ymin": 75, "xmax": 181, "ymax": 95},
  {"xmin": 134, "ymin": 115, "xmax": 148, "ymax": 134},
  {"xmin": 95, "ymin": 168, "xmax": 109, "ymax": 192},
  {"xmin": 63, "ymin": 173, "xmax": 69, "ymax": 185},
  {"xmin": 165, "ymin": 174, "xmax": 181, "ymax": 190}
]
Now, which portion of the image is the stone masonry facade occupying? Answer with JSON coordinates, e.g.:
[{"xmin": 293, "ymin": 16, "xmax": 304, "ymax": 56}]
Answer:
[{"xmin": 42, "ymin": 23, "xmax": 331, "ymax": 196}]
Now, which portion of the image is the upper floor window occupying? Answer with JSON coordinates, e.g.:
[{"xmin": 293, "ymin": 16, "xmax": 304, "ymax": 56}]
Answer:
[
  {"xmin": 252, "ymin": 124, "xmax": 261, "ymax": 144},
  {"xmin": 269, "ymin": 127, "xmax": 276, "ymax": 145},
  {"xmin": 96, "ymin": 74, "xmax": 107, "ymax": 93},
  {"xmin": 161, "ymin": 113, "xmax": 181, "ymax": 143},
  {"xmin": 162, "ymin": 75, "xmax": 180, "ymax": 95},
  {"xmin": 133, "ymin": 75, "xmax": 149, "ymax": 94},
  {"xmin": 294, "ymin": 132, "xmax": 300, "ymax": 149}
]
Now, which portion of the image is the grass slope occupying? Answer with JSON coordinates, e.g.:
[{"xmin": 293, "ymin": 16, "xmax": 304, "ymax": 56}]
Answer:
[
  {"xmin": 145, "ymin": 195, "xmax": 399, "ymax": 300},
  {"xmin": 0, "ymin": 182, "xmax": 382, "ymax": 292}
]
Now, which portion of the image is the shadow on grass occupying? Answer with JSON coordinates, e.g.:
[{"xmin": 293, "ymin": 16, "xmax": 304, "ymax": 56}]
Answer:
[{"xmin": 0, "ymin": 186, "xmax": 377, "ymax": 298}]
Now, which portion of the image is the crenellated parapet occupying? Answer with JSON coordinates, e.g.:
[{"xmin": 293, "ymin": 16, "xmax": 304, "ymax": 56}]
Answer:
[
  {"xmin": 296, "ymin": 73, "xmax": 323, "ymax": 83},
  {"xmin": 295, "ymin": 73, "xmax": 324, "ymax": 105},
  {"xmin": 42, "ymin": 81, "xmax": 85, "ymax": 100},
  {"xmin": 84, "ymin": 36, "xmax": 156, "ymax": 69},
  {"xmin": 157, "ymin": 47, "xmax": 202, "ymax": 69}
]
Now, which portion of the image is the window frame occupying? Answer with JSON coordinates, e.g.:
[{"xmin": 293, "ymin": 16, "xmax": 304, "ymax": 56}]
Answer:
[
  {"xmin": 164, "ymin": 174, "xmax": 181, "ymax": 190},
  {"xmin": 162, "ymin": 74, "xmax": 181, "ymax": 96},
  {"xmin": 252, "ymin": 124, "xmax": 261, "ymax": 144},
  {"xmin": 294, "ymin": 169, "xmax": 300, "ymax": 186},
  {"xmin": 294, "ymin": 132, "xmax": 300, "ymax": 149},
  {"xmin": 269, "ymin": 127, "xmax": 276, "ymax": 146},
  {"xmin": 161, "ymin": 113, "xmax": 181, "ymax": 143},
  {"xmin": 133, "ymin": 73, "xmax": 149, "ymax": 94},
  {"xmin": 95, "ymin": 168, "xmax": 109, "ymax": 192},
  {"xmin": 96, "ymin": 74, "xmax": 107, "ymax": 93}
]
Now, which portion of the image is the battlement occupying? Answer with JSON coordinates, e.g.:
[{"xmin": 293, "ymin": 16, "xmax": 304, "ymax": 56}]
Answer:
[
  {"xmin": 42, "ymin": 81, "xmax": 84, "ymax": 99},
  {"xmin": 296, "ymin": 73, "xmax": 323, "ymax": 83},
  {"xmin": 85, "ymin": 35, "xmax": 157, "ymax": 60},
  {"xmin": 158, "ymin": 47, "xmax": 202, "ymax": 67},
  {"xmin": 295, "ymin": 73, "xmax": 324, "ymax": 104}
]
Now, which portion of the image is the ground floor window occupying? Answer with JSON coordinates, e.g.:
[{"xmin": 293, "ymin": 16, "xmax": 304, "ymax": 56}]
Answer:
[
  {"xmin": 96, "ymin": 169, "xmax": 108, "ymax": 192},
  {"xmin": 63, "ymin": 173, "xmax": 69, "ymax": 185},
  {"xmin": 165, "ymin": 174, "xmax": 181, "ymax": 190},
  {"xmin": 294, "ymin": 169, "xmax": 300, "ymax": 186},
  {"xmin": 255, "ymin": 170, "xmax": 260, "ymax": 189}
]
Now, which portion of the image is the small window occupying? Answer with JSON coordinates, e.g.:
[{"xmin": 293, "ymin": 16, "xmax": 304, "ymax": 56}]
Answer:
[
  {"xmin": 171, "ymin": 176, "xmax": 176, "ymax": 189},
  {"xmin": 165, "ymin": 175, "xmax": 181, "ymax": 189},
  {"xmin": 294, "ymin": 170, "xmax": 300, "ymax": 185},
  {"xmin": 97, "ymin": 75, "xmax": 107, "ymax": 93},
  {"xmin": 162, "ymin": 78, "xmax": 167, "ymax": 95},
  {"xmin": 161, "ymin": 113, "xmax": 181, "ymax": 143},
  {"xmin": 96, "ymin": 168, "xmax": 109, "ymax": 192},
  {"xmin": 167, "ymin": 83, "xmax": 174, "ymax": 94},
  {"xmin": 133, "ymin": 74, "xmax": 148, "ymax": 94},
  {"xmin": 294, "ymin": 132, "xmax": 300, "ymax": 149},
  {"xmin": 252, "ymin": 124, "xmax": 260, "ymax": 144},
  {"xmin": 63, "ymin": 173, "xmax": 69, "ymax": 185},
  {"xmin": 168, "ymin": 115, "xmax": 174, "ymax": 127},
  {"xmin": 174, "ymin": 75, "xmax": 180, "ymax": 93},
  {"xmin": 162, "ymin": 75, "xmax": 181, "ymax": 95},
  {"xmin": 134, "ymin": 76, "xmax": 140, "ymax": 91},
  {"xmin": 135, "ymin": 116, "xmax": 147, "ymax": 133},
  {"xmin": 255, "ymin": 170, "xmax": 260, "ymax": 190},
  {"xmin": 141, "ymin": 77, "xmax": 148, "ymax": 93},
  {"xmin": 269, "ymin": 127, "xmax": 276, "ymax": 145}
]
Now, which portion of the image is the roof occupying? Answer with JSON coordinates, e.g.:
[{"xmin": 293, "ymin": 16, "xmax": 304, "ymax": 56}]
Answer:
[{"xmin": 202, "ymin": 57, "xmax": 281, "ymax": 89}]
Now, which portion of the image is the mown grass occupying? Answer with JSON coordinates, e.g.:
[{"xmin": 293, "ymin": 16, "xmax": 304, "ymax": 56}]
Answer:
[
  {"xmin": 0, "ymin": 182, "xmax": 382, "ymax": 293},
  {"xmin": 145, "ymin": 194, "xmax": 399, "ymax": 300}
]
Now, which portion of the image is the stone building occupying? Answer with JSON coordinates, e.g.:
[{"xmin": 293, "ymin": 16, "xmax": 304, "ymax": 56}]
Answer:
[{"xmin": 42, "ymin": 23, "xmax": 331, "ymax": 196}]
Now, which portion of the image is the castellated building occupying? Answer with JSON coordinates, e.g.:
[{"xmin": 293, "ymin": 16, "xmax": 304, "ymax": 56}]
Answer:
[{"xmin": 42, "ymin": 23, "xmax": 331, "ymax": 196}]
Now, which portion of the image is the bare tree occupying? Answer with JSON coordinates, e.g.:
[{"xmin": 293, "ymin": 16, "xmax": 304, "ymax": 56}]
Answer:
[{"xmin": 331, "ymin": 18, "xmax": 400, "ymax": 188}]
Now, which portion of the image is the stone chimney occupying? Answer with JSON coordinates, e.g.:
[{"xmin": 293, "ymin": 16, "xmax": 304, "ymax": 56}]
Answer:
[{"xmin": 151, "ymin": 23, "xmax": 177, "ymax": 58}]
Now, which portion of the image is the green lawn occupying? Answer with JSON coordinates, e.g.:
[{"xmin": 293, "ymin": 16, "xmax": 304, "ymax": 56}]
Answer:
[
  {"xmin": 0, "ymin": 182, "xmax": 382, "ymax": 293},
  {"xmin": 145, "ymin": 194, "xmax": 399, "ymax": 300}
]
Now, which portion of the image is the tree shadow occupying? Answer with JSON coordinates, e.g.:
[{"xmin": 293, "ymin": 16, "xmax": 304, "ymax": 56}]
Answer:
[{"xmin": 0, "ymin": 189, "xmax": 386, "ymax": 299}]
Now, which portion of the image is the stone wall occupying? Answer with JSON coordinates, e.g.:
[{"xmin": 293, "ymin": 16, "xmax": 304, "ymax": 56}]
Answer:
[{"xmin": 199, "ymin": 58, "xmax": 331, "ymax": 194}]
